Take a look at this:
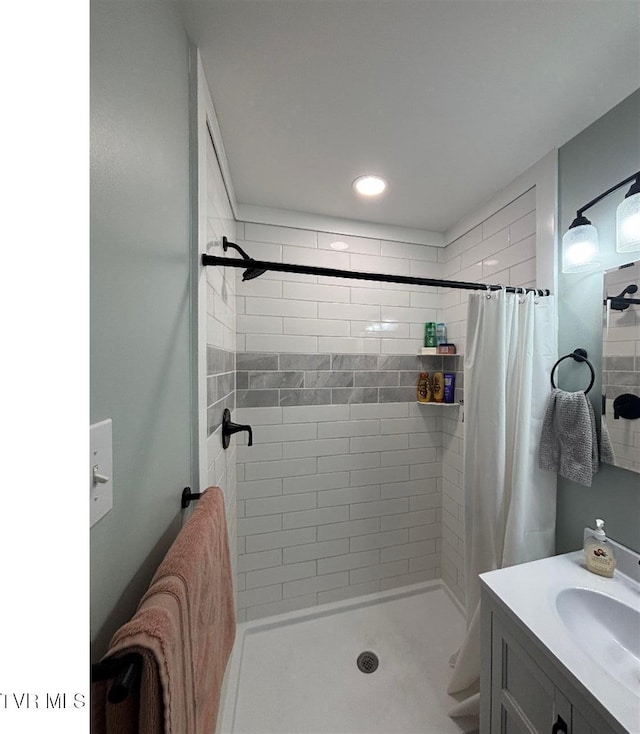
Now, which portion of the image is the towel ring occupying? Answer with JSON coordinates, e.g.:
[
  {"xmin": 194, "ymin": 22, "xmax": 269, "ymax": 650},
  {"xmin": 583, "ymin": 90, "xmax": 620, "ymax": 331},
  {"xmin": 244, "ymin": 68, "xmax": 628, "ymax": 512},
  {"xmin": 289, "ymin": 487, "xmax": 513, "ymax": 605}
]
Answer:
[{"xmin": 550, "ymin": 348, "xmax": 595, "ymax": 395}]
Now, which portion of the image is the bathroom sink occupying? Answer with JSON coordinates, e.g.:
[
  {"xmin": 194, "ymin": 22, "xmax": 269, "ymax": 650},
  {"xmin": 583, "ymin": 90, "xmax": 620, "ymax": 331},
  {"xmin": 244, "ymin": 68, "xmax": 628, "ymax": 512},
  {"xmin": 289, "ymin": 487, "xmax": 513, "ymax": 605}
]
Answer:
[
  {"xmin": 556, "ymin": 587, "xmax": 640, "ymax": 695},
  {"xmin": 481, "ymin": 545, "xmax": 640, "ymax": 732}
]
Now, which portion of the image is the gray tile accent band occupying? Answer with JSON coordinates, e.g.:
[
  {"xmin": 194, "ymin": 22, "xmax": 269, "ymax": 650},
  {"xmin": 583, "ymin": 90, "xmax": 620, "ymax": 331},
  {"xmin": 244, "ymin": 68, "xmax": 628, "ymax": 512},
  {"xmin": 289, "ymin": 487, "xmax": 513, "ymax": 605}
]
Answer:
[
  {"xmin": 207, "ymin": 346, "xmax": 236, "ymax": 437},
  {"xmin": 236, "ymin": 351, "xmax": 463, "ymax": 408}
]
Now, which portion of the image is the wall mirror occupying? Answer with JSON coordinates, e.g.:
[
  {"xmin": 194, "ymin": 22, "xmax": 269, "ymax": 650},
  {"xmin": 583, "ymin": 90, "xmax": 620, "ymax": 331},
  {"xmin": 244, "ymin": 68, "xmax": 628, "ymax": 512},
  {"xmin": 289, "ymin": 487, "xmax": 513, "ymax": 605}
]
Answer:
[{"xmin": 601, "ymin": 260, "xmax": 640, "ymax": 473}]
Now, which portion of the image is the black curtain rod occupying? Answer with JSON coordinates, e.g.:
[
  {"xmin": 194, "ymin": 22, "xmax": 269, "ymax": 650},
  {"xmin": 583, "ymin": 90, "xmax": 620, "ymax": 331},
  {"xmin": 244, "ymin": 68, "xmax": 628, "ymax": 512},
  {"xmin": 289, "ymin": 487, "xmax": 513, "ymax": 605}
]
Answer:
[
  {"xmin": 201, "ymin": 254, "xmax": 551, "ymax": 296},
  {"xmin": 605, "ymin": 296, "xmax": 640, "ymax": 305}
]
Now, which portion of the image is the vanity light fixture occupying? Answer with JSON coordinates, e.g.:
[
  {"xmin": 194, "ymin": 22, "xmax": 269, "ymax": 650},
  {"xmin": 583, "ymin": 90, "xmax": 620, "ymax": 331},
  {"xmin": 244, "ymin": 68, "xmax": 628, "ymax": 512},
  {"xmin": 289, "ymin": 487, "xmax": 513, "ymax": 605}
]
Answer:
[
  {"xmin": 562, "ymin": 170, "xmax": 640, "ymax": 273},
  {"xmin": 562, "ymin": 214, "xmax": 600, "ymax": 273},
  {"xmin": 616, "ymin": 174, "xmax": 640, "ymax": 253},
  {"xmin": 352, "ymin": 175, "xmax": 388, "ymax": 197}
]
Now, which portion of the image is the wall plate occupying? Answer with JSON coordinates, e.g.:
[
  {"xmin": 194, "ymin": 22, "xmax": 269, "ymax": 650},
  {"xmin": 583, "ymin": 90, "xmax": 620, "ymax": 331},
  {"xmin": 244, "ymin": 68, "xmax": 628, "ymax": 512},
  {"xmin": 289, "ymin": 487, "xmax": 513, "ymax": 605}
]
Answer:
[{"xmin": 90, "ymin": 419, "xmax": 113, "ymax": 527}]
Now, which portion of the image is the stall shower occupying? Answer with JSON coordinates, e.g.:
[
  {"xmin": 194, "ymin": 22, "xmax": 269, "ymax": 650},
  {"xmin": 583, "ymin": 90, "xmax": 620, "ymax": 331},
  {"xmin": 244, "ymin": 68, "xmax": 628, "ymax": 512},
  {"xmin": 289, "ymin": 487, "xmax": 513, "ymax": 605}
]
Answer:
[
  {"xmin": 200, "ymin": 138, "xmax": 550, "ymax": 730},
  {"xmin": 205, "ymin": 180, "xmax": 542, "ymax": 618}
]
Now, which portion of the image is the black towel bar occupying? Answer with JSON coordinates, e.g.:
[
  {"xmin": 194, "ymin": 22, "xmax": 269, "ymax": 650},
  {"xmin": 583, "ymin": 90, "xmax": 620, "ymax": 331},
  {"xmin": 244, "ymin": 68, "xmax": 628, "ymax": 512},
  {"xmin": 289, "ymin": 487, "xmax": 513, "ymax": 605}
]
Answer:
[
  {"xmin": 91, "ymin": 652, "xmax": 141, "ymax": 704},
  {"xmin": 182, "ymin": 486, "xmax": 202, "ymax": 509},
  {"xmin": 550, "ymin": 348, "xmax": 595, "ymax": 395}
]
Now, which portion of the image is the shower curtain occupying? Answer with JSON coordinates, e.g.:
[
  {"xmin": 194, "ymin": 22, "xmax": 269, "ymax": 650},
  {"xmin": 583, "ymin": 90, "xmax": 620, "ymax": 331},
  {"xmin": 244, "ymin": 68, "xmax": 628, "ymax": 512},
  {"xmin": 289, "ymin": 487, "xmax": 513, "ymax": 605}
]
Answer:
[{"xmin": 447, "ymin": 289, "xmax": 557, "ymax": 724}]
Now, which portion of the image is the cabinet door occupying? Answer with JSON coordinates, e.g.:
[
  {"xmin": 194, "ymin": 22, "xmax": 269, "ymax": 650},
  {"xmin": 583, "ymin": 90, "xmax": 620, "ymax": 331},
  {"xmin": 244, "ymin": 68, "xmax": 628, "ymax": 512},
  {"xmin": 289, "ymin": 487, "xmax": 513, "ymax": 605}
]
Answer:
[
  {"xmin": 502, "ymin": 706, "xmax": 533, "ymax": 734},
  {"xmin": 483, "ymin": 594, "xmax": 617, "ymax": 734},
  {"xmin": 491, "ymin": 619, "xmax": 556, "ymax": 733}
]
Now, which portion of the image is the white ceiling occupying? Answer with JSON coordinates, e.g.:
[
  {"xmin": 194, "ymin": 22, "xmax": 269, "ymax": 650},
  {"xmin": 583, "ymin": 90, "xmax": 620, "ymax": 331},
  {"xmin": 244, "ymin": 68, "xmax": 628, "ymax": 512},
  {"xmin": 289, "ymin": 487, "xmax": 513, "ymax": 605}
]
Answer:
[{"xmin": 181, "ymin": 1, "xmax": 640, "ymax": 236}]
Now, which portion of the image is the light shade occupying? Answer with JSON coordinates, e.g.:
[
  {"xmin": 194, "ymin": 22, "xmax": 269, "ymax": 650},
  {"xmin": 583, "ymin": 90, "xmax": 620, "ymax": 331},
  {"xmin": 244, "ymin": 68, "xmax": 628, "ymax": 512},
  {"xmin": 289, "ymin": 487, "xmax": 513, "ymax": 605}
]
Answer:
[
  {"xmin": 616, "ymin": 185, "xmax": 640, "ymax": 253},
  {"xmin": 352, "ymin": 175, "xmax": 388, "ymax": 197},
  {"xmin": 562, "ymin": 221, "xmax": 600, "ymax": 273}
]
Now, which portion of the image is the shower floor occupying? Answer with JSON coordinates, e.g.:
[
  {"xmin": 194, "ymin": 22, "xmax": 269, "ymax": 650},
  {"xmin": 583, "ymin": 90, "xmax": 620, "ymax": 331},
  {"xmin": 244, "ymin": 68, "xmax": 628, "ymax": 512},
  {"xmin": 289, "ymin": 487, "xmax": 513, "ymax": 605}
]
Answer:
[{"xmin": 219, "ymin": 581, "xmax": 471, "ymax": 734}]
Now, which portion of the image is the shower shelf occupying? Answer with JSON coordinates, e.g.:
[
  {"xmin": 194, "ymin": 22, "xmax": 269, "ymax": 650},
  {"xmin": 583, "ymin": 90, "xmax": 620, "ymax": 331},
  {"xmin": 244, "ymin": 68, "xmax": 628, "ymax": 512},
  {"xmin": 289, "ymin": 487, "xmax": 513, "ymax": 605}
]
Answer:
[
  {"xmin": 418, "ymin": 349, "xmax": 457, "ymax": 356},
  {"xmin": 415, "ymin": 401, "xmax": 461, "ymax": 407}
]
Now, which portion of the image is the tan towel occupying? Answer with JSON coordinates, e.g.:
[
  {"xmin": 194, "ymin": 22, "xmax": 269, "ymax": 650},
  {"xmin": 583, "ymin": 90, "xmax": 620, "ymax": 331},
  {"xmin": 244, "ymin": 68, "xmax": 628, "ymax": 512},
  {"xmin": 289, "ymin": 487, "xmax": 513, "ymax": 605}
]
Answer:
[
  {"xmin": 98, "ymin": 595, "xmax": 189, "ymax": 734},
  {"xmin": 93, "ymin": 487, "xmax": 236, "ymax": 734}
]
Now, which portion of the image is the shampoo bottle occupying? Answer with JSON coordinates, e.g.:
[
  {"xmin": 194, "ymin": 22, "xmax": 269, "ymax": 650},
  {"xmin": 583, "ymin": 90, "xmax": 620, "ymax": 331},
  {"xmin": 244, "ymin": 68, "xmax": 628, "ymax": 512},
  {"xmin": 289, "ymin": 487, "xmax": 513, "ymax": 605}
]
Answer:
[
  {"xmin": 583, "ymin": 519, "xmax": 616, "ymax": 578},
  {"xmin": 424, "ymin": 323, "xmax": 437, "ymax": 348},
  {"xmin": 443, "ymin": 373, "xmax": 456, "ymax": 403},
  {"xmin": 417, "ymin": 372, "xmax": 433, "ymax": 403},
  {"xmin": 432, "ymin": 371, "xmax": 444, "ymax": 403}
]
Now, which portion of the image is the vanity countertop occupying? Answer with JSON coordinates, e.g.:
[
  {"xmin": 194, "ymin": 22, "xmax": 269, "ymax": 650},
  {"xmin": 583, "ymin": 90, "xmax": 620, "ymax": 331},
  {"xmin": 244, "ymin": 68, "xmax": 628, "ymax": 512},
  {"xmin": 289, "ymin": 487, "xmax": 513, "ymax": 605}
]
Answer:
[{"xmin": 480, "ymin": 545, "xmax": 640, "ymax": 734}]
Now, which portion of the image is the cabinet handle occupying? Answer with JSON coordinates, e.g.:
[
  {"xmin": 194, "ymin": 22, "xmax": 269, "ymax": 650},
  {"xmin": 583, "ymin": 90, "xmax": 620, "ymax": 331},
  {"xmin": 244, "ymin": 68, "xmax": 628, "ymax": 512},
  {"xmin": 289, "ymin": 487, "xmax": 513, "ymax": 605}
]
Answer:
[{"xmin": 551, "ymin": 715, "xmax": 568, "ymax": 734}]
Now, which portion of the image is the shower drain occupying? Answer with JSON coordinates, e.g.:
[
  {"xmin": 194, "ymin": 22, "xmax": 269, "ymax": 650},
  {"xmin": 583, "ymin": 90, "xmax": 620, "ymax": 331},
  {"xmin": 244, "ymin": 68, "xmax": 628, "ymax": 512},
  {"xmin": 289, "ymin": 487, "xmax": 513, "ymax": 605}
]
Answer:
[{"xmin": 356, "ymin": 651, "xmax": 379, "ymax": 674}]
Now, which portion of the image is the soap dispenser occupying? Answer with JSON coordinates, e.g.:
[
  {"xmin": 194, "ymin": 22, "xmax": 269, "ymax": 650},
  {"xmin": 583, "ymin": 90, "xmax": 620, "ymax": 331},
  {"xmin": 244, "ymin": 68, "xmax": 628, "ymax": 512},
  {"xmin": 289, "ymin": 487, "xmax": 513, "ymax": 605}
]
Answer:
[{"xmin": 583, "ymin": 519, "xmax": 616, "ymax": 578}]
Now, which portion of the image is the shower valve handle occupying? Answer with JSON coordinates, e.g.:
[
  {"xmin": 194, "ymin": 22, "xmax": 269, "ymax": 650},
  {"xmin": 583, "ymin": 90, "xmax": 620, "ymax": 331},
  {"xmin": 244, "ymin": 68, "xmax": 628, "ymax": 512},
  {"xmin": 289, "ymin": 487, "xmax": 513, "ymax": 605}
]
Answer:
[{"xmin": 222, "ymin": 408, "xmax": 253, "ymax": 449}]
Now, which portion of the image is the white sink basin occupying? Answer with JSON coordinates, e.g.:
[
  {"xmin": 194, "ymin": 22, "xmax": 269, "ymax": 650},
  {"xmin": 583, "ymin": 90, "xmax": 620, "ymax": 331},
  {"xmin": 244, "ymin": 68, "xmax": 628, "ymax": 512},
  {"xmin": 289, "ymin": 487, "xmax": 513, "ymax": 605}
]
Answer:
[
  {"xmin": 556, "ymin": 587, "xmax": 640, "ymax": 695},
  {"xmin": 481, "ymin": 543, "xmax": 640, "ymax": 733}
]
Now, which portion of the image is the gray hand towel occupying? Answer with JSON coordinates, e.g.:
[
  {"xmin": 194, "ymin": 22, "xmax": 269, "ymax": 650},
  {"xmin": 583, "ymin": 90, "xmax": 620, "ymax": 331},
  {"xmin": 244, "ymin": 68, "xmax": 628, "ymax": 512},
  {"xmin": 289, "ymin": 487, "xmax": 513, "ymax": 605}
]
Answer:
[
  {"xmin": 538, "ymin": 389, "xmax": 599, "ymax": 486},
  {"xmin": 599, "ymin": 417, "xmax": 615, "ymax": 465}
]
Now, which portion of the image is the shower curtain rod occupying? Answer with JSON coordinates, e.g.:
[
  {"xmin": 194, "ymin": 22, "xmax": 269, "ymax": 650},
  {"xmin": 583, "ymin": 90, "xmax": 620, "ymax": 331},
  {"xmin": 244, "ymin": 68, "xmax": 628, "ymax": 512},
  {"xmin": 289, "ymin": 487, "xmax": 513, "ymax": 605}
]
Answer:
[
  {"xmin": 201, "ymin": 252, "xmax": 552, "ymax": 296},
  {"xmin": 605, "ymin": 296, "xmax": 640, "ymax": 305}
]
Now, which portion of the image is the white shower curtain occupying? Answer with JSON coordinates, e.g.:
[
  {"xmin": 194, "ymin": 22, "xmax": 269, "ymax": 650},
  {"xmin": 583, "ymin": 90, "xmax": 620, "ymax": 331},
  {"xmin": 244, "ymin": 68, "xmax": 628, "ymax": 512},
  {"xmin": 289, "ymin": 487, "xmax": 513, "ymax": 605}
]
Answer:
[{"xmin": 447, "ymin": 289, "xmax": 557, "ymax": 724}]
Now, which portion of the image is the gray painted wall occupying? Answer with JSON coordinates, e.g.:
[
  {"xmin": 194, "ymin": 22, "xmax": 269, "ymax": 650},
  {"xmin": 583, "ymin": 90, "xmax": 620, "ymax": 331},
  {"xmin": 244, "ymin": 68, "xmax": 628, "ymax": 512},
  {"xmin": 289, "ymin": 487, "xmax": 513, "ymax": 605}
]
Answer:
[
  {"xmin": 556, "ymin": 90, "xmax": 640, "ymax": 554},
  {"xmin": 90, "ymin": 0, "xmax": 192, "ymax": 657}
]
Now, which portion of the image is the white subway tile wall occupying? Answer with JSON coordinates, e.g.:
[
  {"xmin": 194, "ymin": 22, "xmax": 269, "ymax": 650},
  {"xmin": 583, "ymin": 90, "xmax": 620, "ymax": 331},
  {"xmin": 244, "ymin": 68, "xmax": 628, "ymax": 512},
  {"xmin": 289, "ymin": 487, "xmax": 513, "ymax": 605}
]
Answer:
[
  {"xmin": 234, "ymin": 402, "xmax": 443, "ymax": 621},
  {"xmin": 235, "ymin": 227, "xmax": 442, "ymax": 355},
  {"xmin": 232, "ymin": 194, "xmax": 537, "ymax": 620},
  {"xmin": 438, "ymin": 187, "xmax": 537, "ymax": 605},
  {"xmin": 233, "ymin": 225, "xmax": 449, "ymax": 620},
  {"xmin": 204, "ymin": 135, "xmax": 238, "ymax": 594}
]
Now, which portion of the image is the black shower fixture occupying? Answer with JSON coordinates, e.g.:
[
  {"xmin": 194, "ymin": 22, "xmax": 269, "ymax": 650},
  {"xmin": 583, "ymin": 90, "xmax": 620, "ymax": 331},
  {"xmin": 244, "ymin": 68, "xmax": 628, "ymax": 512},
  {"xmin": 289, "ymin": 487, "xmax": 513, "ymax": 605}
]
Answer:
[
  {"xmin": 607, "ymin": 283, "xmax": 639, "ymax": 311},
  {"xmin": 222, "ymin": 237, "xmax": 267, "ymax": 281}
]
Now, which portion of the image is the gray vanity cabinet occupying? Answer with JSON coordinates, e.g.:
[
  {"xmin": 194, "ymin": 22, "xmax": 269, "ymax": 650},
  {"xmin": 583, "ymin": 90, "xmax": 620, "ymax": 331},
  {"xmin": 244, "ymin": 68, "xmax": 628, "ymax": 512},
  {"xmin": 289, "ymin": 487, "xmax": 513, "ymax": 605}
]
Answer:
[{"xmin": 480, "ymin": 586, "xmax": 615, "ymax": 734}]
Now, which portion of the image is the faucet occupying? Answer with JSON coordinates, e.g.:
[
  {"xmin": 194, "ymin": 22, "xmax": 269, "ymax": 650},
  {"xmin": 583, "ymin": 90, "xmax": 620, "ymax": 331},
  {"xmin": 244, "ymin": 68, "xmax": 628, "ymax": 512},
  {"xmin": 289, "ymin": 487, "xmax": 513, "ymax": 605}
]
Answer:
[{"xmin": 222, "ymin": 408, "xmax": 253, "ymax": 449}]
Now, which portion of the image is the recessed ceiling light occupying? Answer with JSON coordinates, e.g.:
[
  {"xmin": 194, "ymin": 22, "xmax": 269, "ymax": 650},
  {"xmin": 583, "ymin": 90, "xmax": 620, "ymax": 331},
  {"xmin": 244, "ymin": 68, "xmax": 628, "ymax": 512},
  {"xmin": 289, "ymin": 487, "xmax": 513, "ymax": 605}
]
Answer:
[
  {"xmin": 352, "ymin": 175, "xmax": 388, "ymax": 197},
  {"xmin": 330, "ymin": 240, "xmax": 349, "ymax": 250}
]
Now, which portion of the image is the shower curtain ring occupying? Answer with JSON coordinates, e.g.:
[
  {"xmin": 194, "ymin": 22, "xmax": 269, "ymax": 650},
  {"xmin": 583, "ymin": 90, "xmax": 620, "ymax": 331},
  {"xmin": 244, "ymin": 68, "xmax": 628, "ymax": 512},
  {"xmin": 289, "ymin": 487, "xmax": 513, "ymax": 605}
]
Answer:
[{"xmin": 485, "ymin": 283, "xmax": 492, "ymax": 299}]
